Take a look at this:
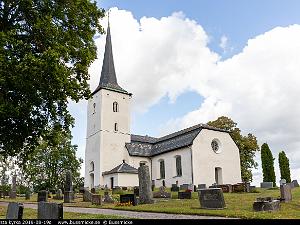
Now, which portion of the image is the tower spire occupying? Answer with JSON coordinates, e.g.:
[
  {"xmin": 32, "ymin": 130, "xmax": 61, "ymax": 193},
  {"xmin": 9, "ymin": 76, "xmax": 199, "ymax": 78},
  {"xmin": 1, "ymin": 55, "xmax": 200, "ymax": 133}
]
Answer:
[{"xmin": 92, "ymin": 13, "xmax": 129, "ymax": 95}]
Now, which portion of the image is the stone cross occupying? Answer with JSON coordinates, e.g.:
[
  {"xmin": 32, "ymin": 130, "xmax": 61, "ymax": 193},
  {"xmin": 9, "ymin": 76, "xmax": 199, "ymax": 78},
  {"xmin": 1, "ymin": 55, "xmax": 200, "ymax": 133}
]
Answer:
[
  {"xmin": 9, "ymin": 175, "xmax": 17, "ymax": 199},
  {"xmin": 38, "ymin": 202, "xmax": 63, "ymax": 219},
  {"xmin": 138, "ymin": 165, "xmax": 154, "ymax": 204},
  {"xmin": 6, "ymin": 202, "xmax": 23, "ymax": 219}
]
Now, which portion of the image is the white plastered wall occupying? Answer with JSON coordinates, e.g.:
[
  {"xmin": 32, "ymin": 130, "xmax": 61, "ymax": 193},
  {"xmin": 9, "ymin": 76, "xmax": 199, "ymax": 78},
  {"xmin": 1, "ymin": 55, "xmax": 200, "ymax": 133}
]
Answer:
[
  {"xmin": 151, "ymin": 147, "xmax": 193, "ymax": 187},
  {"xmin": 191, "ymin": 129, "xmax": 242, "ymax": 186},
  {"xmin": 103, "ymin": 173, "xmax": 138, "ymax": 188}
]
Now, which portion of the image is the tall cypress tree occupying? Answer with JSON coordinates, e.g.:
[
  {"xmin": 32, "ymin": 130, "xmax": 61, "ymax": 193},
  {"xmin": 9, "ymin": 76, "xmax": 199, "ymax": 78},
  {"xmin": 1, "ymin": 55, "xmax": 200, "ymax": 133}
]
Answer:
[
  {"xmin": 261, "ymin": 143, "xmax": 276, "ymax": 187},
  {"xmin": 278, "ymin": 151, "xmax": 291, "ymax": 183}
]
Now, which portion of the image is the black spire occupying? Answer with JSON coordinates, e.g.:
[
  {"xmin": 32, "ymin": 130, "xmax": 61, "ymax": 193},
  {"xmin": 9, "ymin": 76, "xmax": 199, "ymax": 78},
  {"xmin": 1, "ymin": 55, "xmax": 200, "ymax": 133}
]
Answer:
[{"xmin": 92, "ymin": 19, "xmax": 129, "ymax": 95}]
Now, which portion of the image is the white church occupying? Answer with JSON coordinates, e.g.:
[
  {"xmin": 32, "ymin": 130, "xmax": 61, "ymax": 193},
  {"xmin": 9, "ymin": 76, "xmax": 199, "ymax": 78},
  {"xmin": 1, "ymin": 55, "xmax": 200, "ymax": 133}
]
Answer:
[{"xmin": 84, "ymin": 22, "xmax": 242, "ymax": 189}]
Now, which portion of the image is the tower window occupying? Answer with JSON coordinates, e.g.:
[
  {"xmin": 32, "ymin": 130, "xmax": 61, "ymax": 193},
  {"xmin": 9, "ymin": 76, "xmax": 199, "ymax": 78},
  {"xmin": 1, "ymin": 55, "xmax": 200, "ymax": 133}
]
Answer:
[
  {"xmin": 113, "ymin": 102, "xmax": 119, "ymax": 112},
  {"xmin": 93, "ymin": 103, "xmax": 96, "ymax": 114},
  {"xmin": 114, "ymin": 123, "xmax": 118, "ymax": 132}
]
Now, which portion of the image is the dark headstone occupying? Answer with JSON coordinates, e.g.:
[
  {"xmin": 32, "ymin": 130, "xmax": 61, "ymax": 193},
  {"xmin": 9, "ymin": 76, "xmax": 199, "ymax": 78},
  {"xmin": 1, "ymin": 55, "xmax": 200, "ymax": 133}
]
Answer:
[
  {"xmin": 198, "ymin": 188, "xmax": 226, "ymax": 209},
  {"xmin": 292, "ymin": 180, "xmax": 299, "ymax": 187},
  {"xmin": 6, "ymin": 202, "xmax": 23, "ymax": 219},
  {"xmin": 83, "ymin": 188, "xmax": 92, "ymax": 202},
  {"xmin": 91, "ymin": 194, "xmax": 102, "ymax": 205},
  {"xmin": 38, "ymin": 190, "xmax": 48, "ymax": 202},
  {"xmin": 260, "ymin": 182, "xmax": 273, "ymax": 188},
  {"xmin": 178, "ymin": 191, "xmax": 192, "ymax": 199},
  {"xmin": 217, "ymin": 184, "xmax": 232, "ymax": 193},
  {"xmin": 91, "ymin": 188, "xmax": 96, "ymax": 194},
  {"xmin": 151, "ymin": 180, "xmax": 155, "ymax": 191},
  {"xmin": 79, "ymin": 187, "xmax": 85, "ymax": 193},
  {"xmin": 120, "ymin": 194, "xmax": 137, "ymax": 206},
  {"xmin": 64, "ymin": 170, "xmax": 74, "ymax": 203},
  {"xmin": 232, "ymin": 184, "xmax": 245, "ymax": 192},
  {"xmin": 198, "ymin": 184, "xmax": 207, "ymax": 190},
  {"xmin": 122, "ymin": 187, "xmax": 128, "ymax": 191},
  {"xmin": 133, "ymin": 187, "xmax": 139, "ymax": 196},
  {"xmin": 38, "ymin": 202, "xmax": 63, "ymax": 219},
  {"xmin": 180, "ymin": 184, "xmax": 193, "ymax": 191},
  {"xmin": 25, "ymin": 191, "xmax": 30, "ymax": 200},
  {"xmin": 9, "ymin": 175, "xmax": 17, "ymax": 199},
  {"xmin": 171, "ymin": 184, "xmax": 179, "ymax": 192},
  {"xmin": 280, "ymin": 184, "xmax": 292, "ymax": 202},
  {"xmin": 253, "ymin": 197, "xmax": 280, "ymax": 211},
  {"xmin": 153, "ymin": 186, "xmax": 171, "ymax": 198},
  {"xmin": 138, "ymin": 165, "xmax": 154, "ymax": 204},
  {"xmin": 103, "ymin": 191, "xmax": 114, "ymax": 203}
]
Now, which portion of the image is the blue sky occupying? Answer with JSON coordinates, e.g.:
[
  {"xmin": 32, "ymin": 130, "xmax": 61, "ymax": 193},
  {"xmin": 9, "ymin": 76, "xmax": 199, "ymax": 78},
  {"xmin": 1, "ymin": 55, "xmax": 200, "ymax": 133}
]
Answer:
[{"xmin": 70, "ymin": 0, "xmax": 300, "ymax": 183}]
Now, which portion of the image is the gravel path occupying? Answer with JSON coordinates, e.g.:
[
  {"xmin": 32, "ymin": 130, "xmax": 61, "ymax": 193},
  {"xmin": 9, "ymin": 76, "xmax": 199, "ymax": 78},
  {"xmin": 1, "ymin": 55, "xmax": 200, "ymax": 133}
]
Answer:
[{"xmin": 0, "ymin": 202, "xmax": 231, "ymax": 219}]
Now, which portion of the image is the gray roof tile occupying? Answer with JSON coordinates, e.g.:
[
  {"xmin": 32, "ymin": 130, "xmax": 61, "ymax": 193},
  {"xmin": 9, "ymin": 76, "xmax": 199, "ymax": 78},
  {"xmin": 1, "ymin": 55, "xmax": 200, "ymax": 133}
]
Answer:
[{"xmin": 102, "ymin": 162, "xmax": 138, "ymax": 175}]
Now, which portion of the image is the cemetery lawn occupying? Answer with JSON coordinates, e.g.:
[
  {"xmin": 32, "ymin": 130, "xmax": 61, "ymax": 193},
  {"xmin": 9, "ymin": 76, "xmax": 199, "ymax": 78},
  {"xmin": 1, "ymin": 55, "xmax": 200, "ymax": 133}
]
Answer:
[
  {"xmin": 0, "ymin": 206, "xmax": 127, "ymax": 219},
  {"xmin": 1, "ymin": 187, "xmax": 300, "ymax": 219}
]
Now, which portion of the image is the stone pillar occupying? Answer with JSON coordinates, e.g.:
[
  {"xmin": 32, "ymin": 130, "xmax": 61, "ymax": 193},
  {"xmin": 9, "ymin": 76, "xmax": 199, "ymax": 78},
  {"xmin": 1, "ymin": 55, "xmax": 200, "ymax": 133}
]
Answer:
[
  {"xmin": 280, "ymin": 184, "xmax": 292, "ymax": 202},
  {"xmin": 64, "ymin": 170, "xmax": 74, "ymax": 203},
  {"xmin": 138, "ymin": 165, "xmax": 154, "ymax": 204},
  {"xmin": 9, "ymin": 175, "xmax": 17, "ymax": 199}
]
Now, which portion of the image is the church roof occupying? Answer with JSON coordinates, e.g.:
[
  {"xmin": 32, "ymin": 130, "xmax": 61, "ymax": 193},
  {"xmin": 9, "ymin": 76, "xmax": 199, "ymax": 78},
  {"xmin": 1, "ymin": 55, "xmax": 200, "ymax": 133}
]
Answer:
[
  {"xmin": 92, "ymin": 21, "xmax": 130, "ymax": 96},
  {"xmin": 102, "ymin": 161, "xmax": 138, "ymax": 175},
  {"xmin": 126, "ymin": 124, "xmax": 229, "ymax": 157}
]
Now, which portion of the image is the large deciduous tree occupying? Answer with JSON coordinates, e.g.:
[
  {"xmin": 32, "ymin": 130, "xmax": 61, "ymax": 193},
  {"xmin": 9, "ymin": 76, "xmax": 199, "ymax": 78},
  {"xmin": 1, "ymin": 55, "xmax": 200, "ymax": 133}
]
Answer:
[
  {"xmin": 278, "ymin": 151, "xmax": 291, "ymax": 183},
  {"xmin": 21, "ymin": 126, "xmax": 83, "ymax": 191},
  {"xmin": 0, "ymin": 0, "xmax": 105, "ymax": 158},
  {"xmin": 207, "ymin": 116, "xmax": 260, "ymax": 182},
  {"xmin": 261, "ymin": 143, "xmax": 276, "ymax": 186}
]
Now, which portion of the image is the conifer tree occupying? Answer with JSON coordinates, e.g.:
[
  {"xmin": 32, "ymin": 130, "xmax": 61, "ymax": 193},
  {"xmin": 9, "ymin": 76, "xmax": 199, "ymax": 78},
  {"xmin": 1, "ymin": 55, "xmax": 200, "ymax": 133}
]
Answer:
[
  {"xmin": 278, "ymin": 151, "xmax": 291, "ymax": 183},
  {"xmin": 261, "ymin": 143, "xmax": 276, "ymax": 186}
]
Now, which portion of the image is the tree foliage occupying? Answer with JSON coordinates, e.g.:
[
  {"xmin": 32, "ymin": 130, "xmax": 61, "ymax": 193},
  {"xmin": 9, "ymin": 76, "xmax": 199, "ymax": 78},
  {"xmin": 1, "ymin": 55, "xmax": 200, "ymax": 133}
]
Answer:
[
  {"xmin": 207, "ymin": 116, "xmax": 260, "ymax": 182},
  {"xmin": 0, "ymin": 0, "xmax": 105, "ymax": 158},
  {"xmin": 278, "ymin": 151, "xmax": 291, "ymax": 183},
  {"xmin": 21, "ymin": 127, "xmax": 83, "ymax": 191},
  {"xmin": 261, "ymin": 143, "xmax": 276, "ymax": 186}
]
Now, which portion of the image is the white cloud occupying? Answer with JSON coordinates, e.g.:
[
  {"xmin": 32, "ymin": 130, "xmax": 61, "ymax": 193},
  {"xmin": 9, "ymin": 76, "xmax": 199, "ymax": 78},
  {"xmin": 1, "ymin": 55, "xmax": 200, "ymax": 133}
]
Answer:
[
  {"xmin": 71, "ymin": 8, "xmax": 300, "ymax": 184},
  {"xmin": 219, "ymin": 35, "xmax": 228, "ymax": 52}
]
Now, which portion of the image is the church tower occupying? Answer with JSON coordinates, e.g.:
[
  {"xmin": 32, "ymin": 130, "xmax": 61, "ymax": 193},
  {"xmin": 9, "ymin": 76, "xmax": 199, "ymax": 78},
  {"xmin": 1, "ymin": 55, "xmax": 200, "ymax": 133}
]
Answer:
[{"xmin": 84, "ymin": 21, "xmax": 132, "ymax": 189}]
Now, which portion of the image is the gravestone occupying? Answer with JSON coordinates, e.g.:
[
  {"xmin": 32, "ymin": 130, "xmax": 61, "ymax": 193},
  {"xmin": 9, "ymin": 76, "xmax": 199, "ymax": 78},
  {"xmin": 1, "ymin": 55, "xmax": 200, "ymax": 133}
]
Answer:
[
  {"xmin": 232, "ymin": 184, "xmax": 244, "ymax": 192},
  {"xmin": 171, "ymin": 184, "xmax": 179, "ymax": 192},
  {"xmin": 279, "ymin": 179, "xmax": 286, "ymax": 186},
  {"xmin": 178, "ymin": 191, "xmax": 192, "ymax": 199},
  {"xmin": 91, "ymin": 194, "xmax": 102, "ymax": 205},
  {"xmin": 83, "ymin": 188, "xmax": 92, "ymax": 202},
  {"xmin": 198, "ymin": 184, "xmax": 207, "ymax": 190},
  {"xmin": 218, "ymin": 184, "xmax": 232, "ymax": 193},
  {"xmin": 138, "ymin": 165, "xmax": 154, "ymax": 204},
  {"xmin": 9, "ymin": 175, "xmax": 17, "ymax": 199},
  {"xmin": 280, "ymin": 184, "xmax": 292, "ymax": 202},
  {"xmin": 253, "ymin": 197, "xmax": 280, "ymax": 211},
  {"xmin": 122, "ymin": 187, "xmax": 128, "ymax": 191},
  {"xmin": 292, "ymin": 180, "xmax": 299, "ymax": 187},
  {"xmin": 249, "ymin": 186, "xmax": 256, "ymax": 192},
  {"xmin": 6, "ymin": 202, "xmax": 23, "ymax": 219},
  {"xmin": 103, "ymin": 191, "xmax": 114, "ymax": 203},
  {"xmin": 91, "ymin": 188, "xmax": 96, "ymax": 194},
  {"xmin": 153, "ymin": 186, "xmax": 171, "ymax": 198},
  {"xmin": 180, "ymin": 184, "xmax": 193, "ymax": 191},
  {"xmin": 25, "ymin": 191, "xmax": 30, "ymax": 200},
  {"xmin": 79, "ymin": 187, "xmax": 85, "ymax": 194},
  {"xmin": 38, "ymin": 190, "xmax": 48, "ymax": 202},
  {"xmin": 38, "ymin": 202, "xmax": 63, "ymax": 219},
  {"xmin": 198, "ymin": 188, "xmax": 226, "ymax": 209},
  {"xmin": 133, "ymin": 187, "xmax": 139, "ymax": 196},
  {"xmin": 120, "ymin": 194, "xmax": 137, "ymax": 206},
  {"xmin": 53, "ymin": 189, "xmax": 63, "ymax": 200},
  {"xmin": 260, "ymin": 182, "xmax": 273, "ymax": 188},
  {"xmin": 64, "ymin": 170, "xmax": 74, "ymax": 203}
]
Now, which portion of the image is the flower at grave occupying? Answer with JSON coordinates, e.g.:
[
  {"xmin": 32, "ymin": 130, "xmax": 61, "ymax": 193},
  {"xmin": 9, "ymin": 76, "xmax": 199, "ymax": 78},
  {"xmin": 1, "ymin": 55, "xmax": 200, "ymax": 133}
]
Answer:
[{"xmin": 185, "ymin": 189, "xmax": 192, "ymax": 193}]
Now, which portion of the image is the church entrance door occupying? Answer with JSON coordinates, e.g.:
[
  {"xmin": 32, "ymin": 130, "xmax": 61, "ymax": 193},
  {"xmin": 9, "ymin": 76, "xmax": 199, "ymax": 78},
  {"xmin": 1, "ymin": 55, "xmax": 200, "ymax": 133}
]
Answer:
[
  {"xmin": 110, "ymin": 177, "xmax": 114, "ymax": 189},
  {"xmin": 215, "ymin": 167, "xmax": 223, "ymax": 184},
  {"xmin": 90, "ymin": 173, "xmax": 94, "ymax": 189}
]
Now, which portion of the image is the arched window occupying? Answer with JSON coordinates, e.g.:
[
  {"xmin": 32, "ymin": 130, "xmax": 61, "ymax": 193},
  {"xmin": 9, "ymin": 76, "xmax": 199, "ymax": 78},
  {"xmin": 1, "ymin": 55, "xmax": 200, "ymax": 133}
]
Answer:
[
  {"xmin": 113, "ymin": 102, "xmax": 119, "ymax": 112},
  {"xmin": 175, "ymin": 156, "xmax": 182, "ymax": 176},
  {"xmin": 114, "ymin": 123, "xmax": 118, "ymax": 132},
  {"xmin": 90, "ymin": 161, "xmax": 94, "ymax": 172},
  {"xmin": 159, "ymin": 160, "xmax": 165, "ymax": 179},
  {"xmin": 93, "ymin": 103, "xmax": 96, "ymax": 114}
]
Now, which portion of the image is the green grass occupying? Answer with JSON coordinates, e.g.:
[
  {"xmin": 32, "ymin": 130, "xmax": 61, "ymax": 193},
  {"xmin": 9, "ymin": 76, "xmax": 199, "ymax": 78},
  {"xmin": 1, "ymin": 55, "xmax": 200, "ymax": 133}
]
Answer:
[{"xmin": 1, "ymin": 187, "xmax": 300, "ymax": 219}]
